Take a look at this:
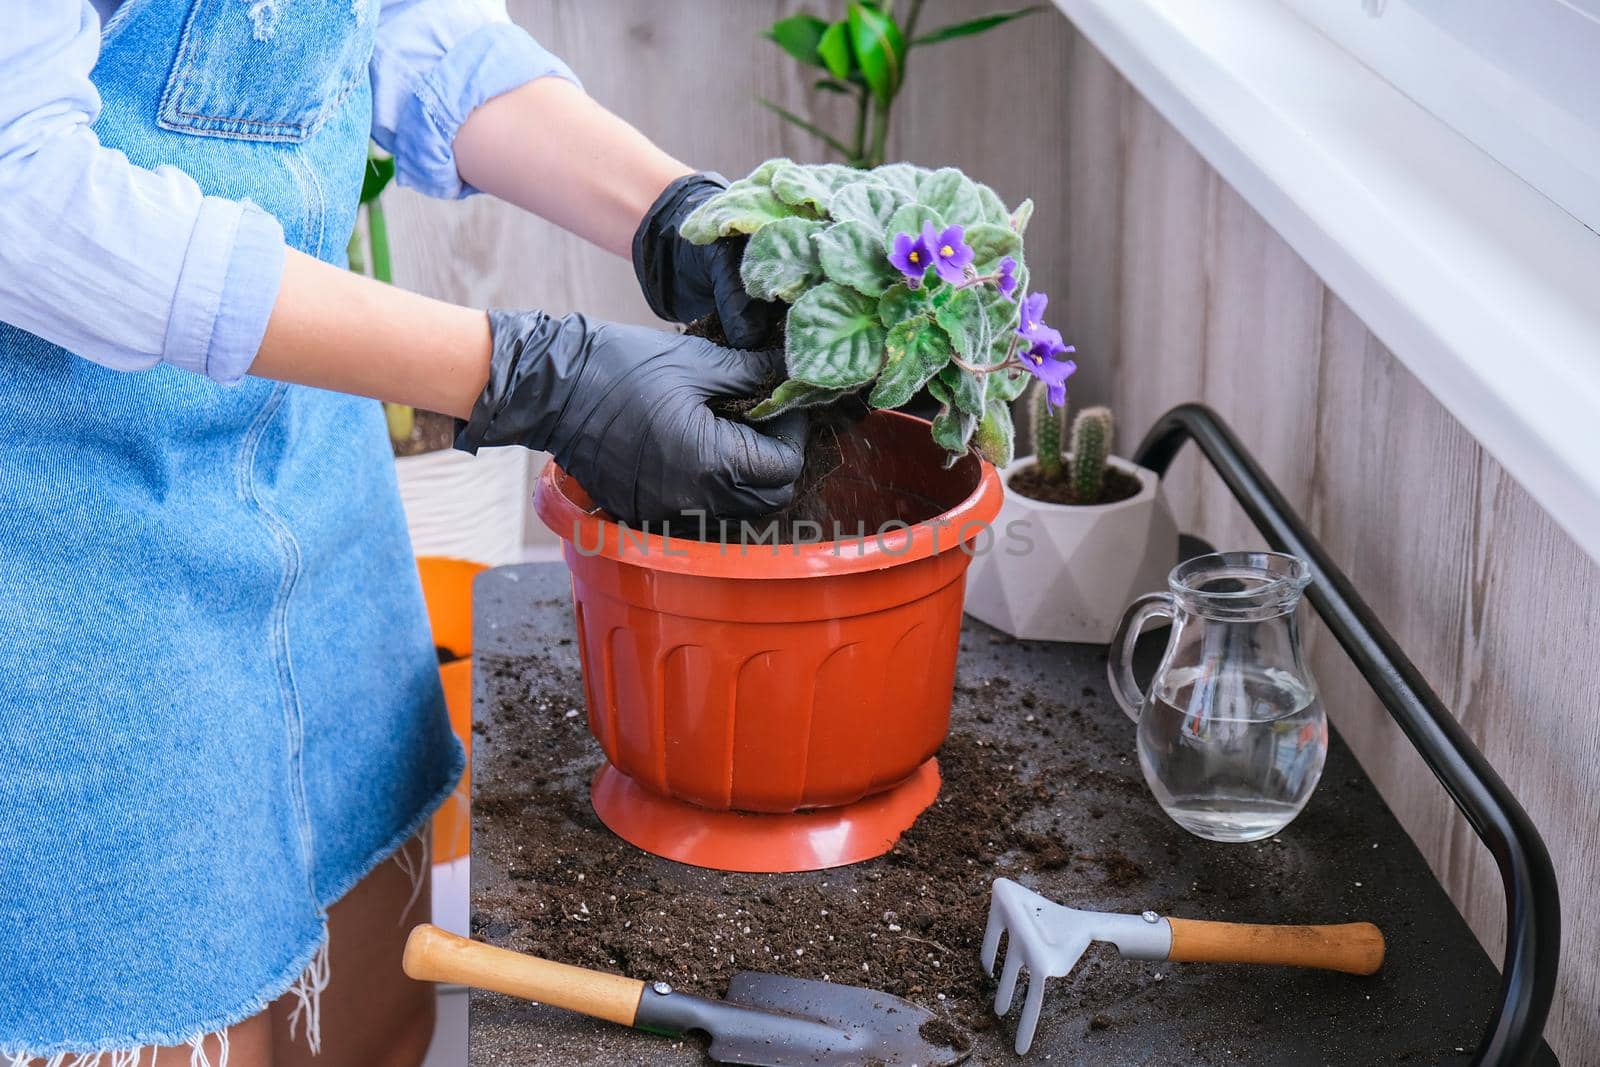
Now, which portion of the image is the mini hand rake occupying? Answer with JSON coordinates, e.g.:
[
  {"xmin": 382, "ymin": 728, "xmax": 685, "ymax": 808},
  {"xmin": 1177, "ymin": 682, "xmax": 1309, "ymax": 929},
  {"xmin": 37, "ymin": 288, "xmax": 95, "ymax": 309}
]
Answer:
[{"xmin": 981, "ymin": 878, "xmax": 1385, "ymax": 1055}]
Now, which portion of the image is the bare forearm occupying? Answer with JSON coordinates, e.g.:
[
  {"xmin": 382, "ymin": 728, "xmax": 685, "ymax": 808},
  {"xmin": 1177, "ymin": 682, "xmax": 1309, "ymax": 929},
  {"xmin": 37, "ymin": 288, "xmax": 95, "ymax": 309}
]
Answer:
[
  {"xmin": 252, "ymin": 249, "xmax": 491, "ymax": 420},
  {"xmin": 454, "ymin": 77, "xmax": 691, "ymax": 258}
]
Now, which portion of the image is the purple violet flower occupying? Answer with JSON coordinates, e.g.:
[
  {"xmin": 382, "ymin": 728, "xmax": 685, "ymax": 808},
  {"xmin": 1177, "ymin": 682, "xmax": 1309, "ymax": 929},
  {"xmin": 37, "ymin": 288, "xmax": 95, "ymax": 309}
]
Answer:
[
  {"xmin": 1016, "ymin": 291, "xmax": 1052, "ymax": 344},
  {"xmin": 921, "ymin": 222, "xmax": 975, "ymax": 285},
  {"xmin": 1022, "ymin": 334, "xmax": 1078, "ymax": 410},
  {"xmin": 996, "ymin": 256, "xmax": 1018, "ymax": 298},
  {"xmin": 888, "ymin": 231, "xmax": 933, "ymax": 285}
]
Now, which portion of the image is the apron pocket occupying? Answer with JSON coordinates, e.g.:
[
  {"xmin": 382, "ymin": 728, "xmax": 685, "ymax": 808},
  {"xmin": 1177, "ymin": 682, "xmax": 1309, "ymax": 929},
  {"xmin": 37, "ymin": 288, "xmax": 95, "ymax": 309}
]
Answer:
[{"xmin": 158, "ymin": 0, "xmax": 374, "ymax": 143}]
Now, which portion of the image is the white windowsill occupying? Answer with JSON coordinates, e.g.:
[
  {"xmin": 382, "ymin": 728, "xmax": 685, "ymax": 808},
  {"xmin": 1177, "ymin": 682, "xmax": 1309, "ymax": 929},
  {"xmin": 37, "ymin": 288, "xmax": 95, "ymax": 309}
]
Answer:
[{"xmin": 1055, "ymin": 0, "xmax": 1600, "ymax": 565}]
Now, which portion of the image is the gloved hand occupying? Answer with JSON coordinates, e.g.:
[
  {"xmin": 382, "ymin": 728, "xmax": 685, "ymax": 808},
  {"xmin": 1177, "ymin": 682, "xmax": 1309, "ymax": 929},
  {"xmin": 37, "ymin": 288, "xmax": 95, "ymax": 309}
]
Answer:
[
  {"xmin": 456, "ymin": 310, "xmax": 807, "ymax": 526},
  {"xmin": 632, "ymin": 172, "xmax": 783, "ymax": 349}
]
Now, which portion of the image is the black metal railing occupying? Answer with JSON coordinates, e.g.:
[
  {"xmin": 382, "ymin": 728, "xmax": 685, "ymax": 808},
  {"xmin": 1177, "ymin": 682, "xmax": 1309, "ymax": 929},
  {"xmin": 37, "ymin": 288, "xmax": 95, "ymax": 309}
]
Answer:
[{"xmin": 1134, "ymin": 404, "xmax": 1561, "ymax": 1067}]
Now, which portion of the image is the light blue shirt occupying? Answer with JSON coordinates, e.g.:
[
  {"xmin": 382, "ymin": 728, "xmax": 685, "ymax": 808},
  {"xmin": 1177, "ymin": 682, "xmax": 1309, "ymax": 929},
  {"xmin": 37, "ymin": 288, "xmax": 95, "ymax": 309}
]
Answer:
[{"xmin": 0, "ymin": 0, "xmax": 576, "ymax": 385}]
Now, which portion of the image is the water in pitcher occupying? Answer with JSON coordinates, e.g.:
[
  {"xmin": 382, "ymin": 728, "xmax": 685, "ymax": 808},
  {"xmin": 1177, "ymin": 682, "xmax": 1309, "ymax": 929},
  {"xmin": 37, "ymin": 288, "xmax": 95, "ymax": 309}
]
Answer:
[{"xmin": 1137, "ymin": 664, "xmax": 1328, "ymax": 842}]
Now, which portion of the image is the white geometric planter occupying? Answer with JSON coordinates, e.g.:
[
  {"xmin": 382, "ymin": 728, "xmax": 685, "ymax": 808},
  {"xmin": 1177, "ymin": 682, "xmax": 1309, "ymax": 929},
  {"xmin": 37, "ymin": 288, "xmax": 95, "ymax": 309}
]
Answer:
[
  {"xmin": 394, "ymin": 446, "xmax": 530, "ymax": 566},
  {"xmin": 964, "ymin": 454, "xmax": 1179, "ymax": 644}
]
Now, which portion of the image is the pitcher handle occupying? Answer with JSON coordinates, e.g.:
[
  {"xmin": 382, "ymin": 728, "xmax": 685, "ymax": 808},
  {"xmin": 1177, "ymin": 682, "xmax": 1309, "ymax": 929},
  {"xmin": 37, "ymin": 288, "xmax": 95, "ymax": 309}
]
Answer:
[{"xmin": 1109, "ymin": 592, "xmax": 1176, "ymax": 722}]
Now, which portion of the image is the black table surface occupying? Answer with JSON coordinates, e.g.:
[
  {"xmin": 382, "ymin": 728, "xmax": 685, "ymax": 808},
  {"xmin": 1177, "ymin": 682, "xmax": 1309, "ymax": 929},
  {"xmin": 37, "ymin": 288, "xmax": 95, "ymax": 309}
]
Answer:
[{"xmin": 467, "ymin": 562, "xmax": 1540, "ymax": 1066}]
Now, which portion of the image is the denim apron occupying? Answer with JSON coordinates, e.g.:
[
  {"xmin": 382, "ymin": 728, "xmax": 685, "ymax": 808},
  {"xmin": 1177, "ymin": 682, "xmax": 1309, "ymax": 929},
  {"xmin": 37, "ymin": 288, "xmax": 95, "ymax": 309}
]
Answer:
[{"xmin": 0, "ymin": 0, "xmax": 464, "ymax": 1053}]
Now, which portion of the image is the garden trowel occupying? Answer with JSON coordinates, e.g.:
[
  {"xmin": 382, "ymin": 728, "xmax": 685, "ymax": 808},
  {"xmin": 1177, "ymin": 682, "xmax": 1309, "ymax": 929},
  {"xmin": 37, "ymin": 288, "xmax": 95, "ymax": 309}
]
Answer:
[{"xmin": 404, "ymin": 923, "xmax": 970, "ymax": 1065}]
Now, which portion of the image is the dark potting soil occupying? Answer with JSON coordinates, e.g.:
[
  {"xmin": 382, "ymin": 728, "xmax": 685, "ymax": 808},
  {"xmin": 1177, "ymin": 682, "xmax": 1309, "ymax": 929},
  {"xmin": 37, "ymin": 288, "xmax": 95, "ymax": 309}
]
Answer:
[
  {"xmin": 471, "ymin": 565, "xmax": 1522, "ymax": 1066},
  {"xmin": 391, "ymin": 407, "xmax": 458, "ymax": 458},
  {"xmin": 1009, "ymin": 461, "xmax": 1142, "ymax": 506}
]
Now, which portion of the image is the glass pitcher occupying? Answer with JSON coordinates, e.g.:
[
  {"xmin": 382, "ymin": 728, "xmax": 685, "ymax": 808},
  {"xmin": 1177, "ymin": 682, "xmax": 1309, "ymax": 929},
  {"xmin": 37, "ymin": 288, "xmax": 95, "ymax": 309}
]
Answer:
[{"xmin": 1109, "ymin": 552, "xmax": 1327, "ymax": 843}]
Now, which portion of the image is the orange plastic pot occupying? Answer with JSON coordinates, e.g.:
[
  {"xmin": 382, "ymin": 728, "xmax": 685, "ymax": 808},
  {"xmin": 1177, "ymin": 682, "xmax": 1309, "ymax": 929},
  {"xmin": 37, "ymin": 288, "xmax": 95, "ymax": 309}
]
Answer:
[
  {"xmin": 534, "ymin": 411, "xmax": 1003, "ymax": 873},
  {"xmin": 417, "ymin": 557, "xmax": 487, "ymax": 864}
]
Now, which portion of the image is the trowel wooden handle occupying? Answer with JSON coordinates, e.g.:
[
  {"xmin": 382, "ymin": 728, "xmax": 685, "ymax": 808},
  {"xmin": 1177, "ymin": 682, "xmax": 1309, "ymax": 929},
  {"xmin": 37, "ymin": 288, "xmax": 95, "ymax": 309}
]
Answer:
[
  {"xmin": 403, "ymin": 924, "xmax": 645, "ymax": 1026},
  {"xmin": 1167, "ymin": 918, "xmax": 1385, "ymax": 975}
]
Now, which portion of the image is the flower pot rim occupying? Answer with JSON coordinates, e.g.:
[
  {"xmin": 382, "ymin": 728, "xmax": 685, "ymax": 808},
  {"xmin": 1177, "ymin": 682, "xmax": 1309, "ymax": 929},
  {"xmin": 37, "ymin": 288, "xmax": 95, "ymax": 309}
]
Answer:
[
  {"xmin": 534, "ymin": 411, "xmax": 1004, "ymax": 580},
  {"xmin": 1000, "ymin": 453, "xmax": 1160, "ymax": 514}
]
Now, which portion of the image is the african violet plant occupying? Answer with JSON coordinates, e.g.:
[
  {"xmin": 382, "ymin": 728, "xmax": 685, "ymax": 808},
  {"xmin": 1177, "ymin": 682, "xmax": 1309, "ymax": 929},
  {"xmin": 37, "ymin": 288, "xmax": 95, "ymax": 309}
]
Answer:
[{"xmin": 680, "ymin": 159, "xmax": 1077, "ymax": 468}]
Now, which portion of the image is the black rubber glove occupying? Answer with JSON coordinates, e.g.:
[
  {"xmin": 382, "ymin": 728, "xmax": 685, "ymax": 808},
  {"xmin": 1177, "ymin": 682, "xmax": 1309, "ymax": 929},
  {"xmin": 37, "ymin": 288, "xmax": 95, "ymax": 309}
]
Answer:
[
  {"xmin": 632, "ymin": 173, "xmax": 783, "ymax": 349},
  {"xmin": 456, "ymin": 310, "xmax": 806, "ymax": 526}
]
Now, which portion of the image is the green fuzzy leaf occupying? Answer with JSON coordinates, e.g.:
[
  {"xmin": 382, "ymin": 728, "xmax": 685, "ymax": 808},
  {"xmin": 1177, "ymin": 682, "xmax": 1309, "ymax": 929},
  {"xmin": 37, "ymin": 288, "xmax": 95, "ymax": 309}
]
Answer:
[
  {"xmin": 1011, "ymin": 197, "xmax": 1035, "ymax": 234},
  {"xmin": 765, "ymin": 14, "xmax": 831, "ymax": 66},
  {"xmin": 747, "ymin": 378, "xmax": 855, "ymax": 420},
  {"xmin": 931, "ymin": 402, "xmax": 978, "ymax": 458},
  {"xmin": 747, "ymin": 158, "xmax": 794, "ymax": 186},
  {"xmin": 885, "ymin": 203, "xmax": 944, "ymax": 243},
  {"xmin": 964, "ymin": 223, "xmax": 1022, "ymax": 273},
  {"xmin": 878, "ymin": 282, "xmax": 932, "ymax": 328},
  {"xmin": 828, "ymin": 181, "xmax": 908, "ymax": 231},
  {"xmin": 978, "ymin": 285, "xmax": 1023, "ymax": 338},
  {"xmin": 740, "ymin": 217, "xmax": 825, "ymax": 302},
  {"xmin": 771, "ymin": 163, "xmax": 861, "ymax": 213},
  {"xmin": 987, "ymin": 368, "xmax": 1031, "ymax": 403},
  {"xmin": 973, "ymin": 397, "xmax": 1016, "ymax": 467},
  {"xmin": 913, "ymin": 6, "xmax": 1044, "ymax": 46},
  {"xmin": 975, "ymin": 181, "xmax": 1009, "ymax": 226},
  {"xmin": 869, "ymin": 162, "xmax": 926, "ymax": 200},
  {"xmin": 917, "ymin": 168, "xmax": 984, "ymax": 225},
  {"xmin": 817, "ymin": 21, "xmax": 853, "ymax": 79},
  {"xmin": 932, "ymin": 286, "xmax": 987, "ymax": 359},
  {"xmin": 785, "ymin": 282, "xmax": 887, "ymax": 388},
  {"xmin": 680, "ymin": 184, "xmax": 796, "ymax": 244},
  {"xmin": 814, "ymin": 220, "xmax": 897, "ymax": 297},
  {"xmin": 869, "ymin": 315, "xmax": 954, "ymax": 409},
  {"xmin": 938, "ymin": 364, "xmax": 985, "ymax": 415},
  {"xmin": 847, "ymin": 2, "xmax": 905, "ymax": 103}
]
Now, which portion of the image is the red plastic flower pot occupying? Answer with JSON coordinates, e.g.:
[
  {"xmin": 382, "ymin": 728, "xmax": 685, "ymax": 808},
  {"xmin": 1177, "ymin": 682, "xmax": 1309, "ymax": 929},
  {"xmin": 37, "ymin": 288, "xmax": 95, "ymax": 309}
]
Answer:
[{"xmin": 534, "ymin": 411, "xmax": 1003, "ymax": 872}]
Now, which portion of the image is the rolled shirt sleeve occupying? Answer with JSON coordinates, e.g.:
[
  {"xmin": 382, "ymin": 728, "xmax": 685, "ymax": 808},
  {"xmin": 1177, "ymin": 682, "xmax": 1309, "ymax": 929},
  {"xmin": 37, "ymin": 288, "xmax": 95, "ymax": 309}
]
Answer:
[
  {"xmin": 370, "ymin": 0, "xmax": 580, "ymax": 200},
  {"xmin": 0, "ymin": 3, "xmax": 286, "ymax": 385}
]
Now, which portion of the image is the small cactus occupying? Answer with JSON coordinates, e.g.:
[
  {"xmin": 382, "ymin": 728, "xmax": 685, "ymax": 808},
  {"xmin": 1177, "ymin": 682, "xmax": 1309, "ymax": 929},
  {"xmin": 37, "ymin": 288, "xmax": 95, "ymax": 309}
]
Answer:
[
  {"xmin": 1032, "ymin": 382, "xmax": 1065, "ymax": 480},
  {"xmin": 1069, "ymin": 406, "xmax": 1113, "ymax": 503}
]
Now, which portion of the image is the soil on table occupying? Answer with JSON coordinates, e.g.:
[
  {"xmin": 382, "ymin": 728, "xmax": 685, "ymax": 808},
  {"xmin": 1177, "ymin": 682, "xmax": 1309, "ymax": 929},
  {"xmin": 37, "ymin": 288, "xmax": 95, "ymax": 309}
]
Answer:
[
  {"xmin": 1009, "ymin": 461, "xmax": 1142, "ymax": 506},
  {"xmin": 470, "ymin": 644, "xmax": 1156, "ymax": 1042},
  {"xmin": 390, "ymin": 408, "xmax": 457, "ymax": 457}
]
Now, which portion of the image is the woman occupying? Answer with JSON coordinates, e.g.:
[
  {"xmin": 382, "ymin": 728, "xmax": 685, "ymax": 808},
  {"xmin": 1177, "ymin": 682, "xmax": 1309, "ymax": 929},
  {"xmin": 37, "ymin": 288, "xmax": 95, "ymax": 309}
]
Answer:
[{"xmin": 0, "ymin": 1, "xmax": 800, "ymax": 1062}]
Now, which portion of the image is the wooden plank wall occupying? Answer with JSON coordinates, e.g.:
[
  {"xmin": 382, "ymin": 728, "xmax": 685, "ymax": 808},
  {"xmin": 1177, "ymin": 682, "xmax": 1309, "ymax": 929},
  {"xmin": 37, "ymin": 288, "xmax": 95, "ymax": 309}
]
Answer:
[{"xmin": 383, "ymin": 3, "xmax": 1597, "ymax": 1057}]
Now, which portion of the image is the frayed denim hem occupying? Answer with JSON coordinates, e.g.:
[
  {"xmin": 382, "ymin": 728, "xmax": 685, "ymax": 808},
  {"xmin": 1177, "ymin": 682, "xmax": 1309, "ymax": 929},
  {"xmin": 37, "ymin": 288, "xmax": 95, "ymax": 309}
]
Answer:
[
  {"xmin": 1, "ymin": 736, "xmax": 465, "ymax": 1061},
  {"xmin": 0, "ymin": 925, "xmax": 328, "ymax": 1061}
]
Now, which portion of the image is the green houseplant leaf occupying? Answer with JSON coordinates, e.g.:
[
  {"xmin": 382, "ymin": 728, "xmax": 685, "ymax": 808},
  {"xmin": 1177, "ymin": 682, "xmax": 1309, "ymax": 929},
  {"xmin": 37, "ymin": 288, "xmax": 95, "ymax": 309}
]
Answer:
[
  {"xmin": 740, "ymin": 217, "xmax": 824, "ymax": 302},
  {"xmin": 986, "ymin": 367, "xmax": 1031, "ymax": 403},
  {"xmin": 765, "ymin": 13, "xmax": 831, "ymax": 66},
  {"xmin": 747, "ymin": 379, "xmax": 856, "ymax": 420},
  {"xmin": 913, "ymin": 6, "xmax": 1044, "ymax": 46},
  {"xmin": 1011, "ymin": 197, "xmax": 1035, "ymax": 234},
  {"xmin": 973, "ymin": 397, "xmax": 1016, "ymax": 466},
  {"xmin": 917, "ymin": 168, "xmax": 984, "ymax": 225},
  {"xmin": 828, "ymin": 180, "xmax": 908, "ymax": 231},
  {"xmin": 869, "ymin": 316, "xmax": 954, "ymax": 409},
  {"xmin": 964, "ymin": 223, "xmax": 1022, "ymax": 273},
  {"xmin": 815, "ymin": 220, "xmax": 898, "ymax": 297},
  {"xmin": 868, "ymin": 162, "xmax": 925, "ymax": 200},
  {"xmin": 846, "ymin": 2, "xmax": 905, "ymax": 103},
  {"xmin": 878, "ymin": 281, "xmax": 932, "ymax": 328},
  {"xmin": 680, "ymin": 184, "xmax": 799, "ymax": 244},
  {"xmin": 975, "ymin": 181, "xmax": 1009, "ymax": 226},
  {"xmin": 817, "ymin": 20, "xmax": 853, "ymax": 79},
  {"xmin": 772, "ymin": 162, "xmax": 861, "ymax": 212},
  {"xmin": 885, "ymin": 203, "xmax": 943, "ymax": 241},
  {"xmin": 931, "ymin": 402, "xmax": 979, "ymax": 459},
  {"xmin": 931, "ymin": 285, "xmax": 987, "ymax": 359},
  {"xmin": 938, "ymin": 364, "xmax": 986, "ymax": 416},
  {"xmin": 785, "ymin": 282, "xmax": 887, "ymax": 388}
]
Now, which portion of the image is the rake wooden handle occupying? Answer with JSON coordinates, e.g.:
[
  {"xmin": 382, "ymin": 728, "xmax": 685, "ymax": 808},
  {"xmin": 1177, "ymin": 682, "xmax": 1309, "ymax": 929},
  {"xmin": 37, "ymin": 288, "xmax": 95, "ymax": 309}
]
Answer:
[
  {"xmin": 1167, "ymin": 918, "xmax": 1385, "ymax": 975},
  {"xmin": 403, "ymin": 924, "xmax": 646, "ymax": 1026}
]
